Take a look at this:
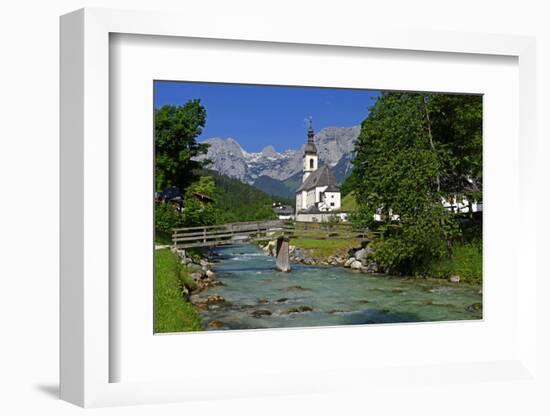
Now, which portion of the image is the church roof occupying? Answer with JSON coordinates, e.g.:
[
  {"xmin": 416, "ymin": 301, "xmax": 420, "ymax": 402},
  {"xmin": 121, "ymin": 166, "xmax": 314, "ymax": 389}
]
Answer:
[
  {"xmin": 296, "ymin": 165, "xmax": 340, "ymax": 192},
  {"xmin": 324, "ymin": 184, "xmax": 340, "ymax": 192}
]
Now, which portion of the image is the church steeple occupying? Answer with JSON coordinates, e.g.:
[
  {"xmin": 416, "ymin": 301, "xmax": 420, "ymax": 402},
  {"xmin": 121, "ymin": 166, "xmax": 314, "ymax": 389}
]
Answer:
[
  {"xmin": 302, "ymin": 118, "xmax": 318, "ymax": 182},
  {"xmin": 304, "ymin": 118, "xmax": 317, "ymax": 155}
]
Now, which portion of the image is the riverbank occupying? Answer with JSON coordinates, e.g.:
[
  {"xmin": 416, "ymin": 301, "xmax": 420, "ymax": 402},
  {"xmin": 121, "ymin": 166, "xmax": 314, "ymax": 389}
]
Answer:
[
  {"xmin": 154, "ymin": 249, "xmax": 203, "ymax": 333},
  {"xmin": 261, "ymin": 238, "xmax": 482, "ymax": 284},
  {"xmin": 261, "ymin": 238, "xmax": 379, "ymax": 272}
]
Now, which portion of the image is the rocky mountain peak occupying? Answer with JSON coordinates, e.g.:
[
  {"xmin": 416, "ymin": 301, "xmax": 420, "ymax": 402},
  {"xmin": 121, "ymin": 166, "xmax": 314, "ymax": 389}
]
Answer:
[
  {"xmin": 196, "ymin": 126, "xmax": 360, "ymax": 186},
  {"xmin": 261, "ymin": 145, "xmax": 278, "ymax": 158}
]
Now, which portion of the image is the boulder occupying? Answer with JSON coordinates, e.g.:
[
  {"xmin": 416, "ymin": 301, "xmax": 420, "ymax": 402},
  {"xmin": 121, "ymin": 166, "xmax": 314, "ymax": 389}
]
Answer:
[
  {"xmin": 344, "ymin": 257, "xmax": 356, "ymax": 268},
  {"xmin": 251, "ymin": 309, "xmax": 272, "ymax": 318},
  {"xmin": 449, "ymin": 275, "xmax": 461, "ymax": 283},
  {"xmin": 207, "ymin": 320, "xmax": 226, "ymax": 329},
  {"xmin": 190, "ymin": 272, "xmax": 204, "ymax": 282},
  {"xmin": 281, "ymin": 305, "xmax": 314, "ymax": 315},
  {"xmin": 466, "ymin": 302, "xmax": 482, "ymax": 313},
  {"xmin": 205, "ymin": 269, "xmax": 215, "ymax": 279},
  {"xmin": 354, "ymin": 248, "xmax": 368, "ymax": 261},
  {"xmin": 205, "ymin": 295, "xmax": 226, "ymax": 305},
  {"xmin": 350, "ymin": 260, "xmax": 363, "ymax": 270},
  {"xmin": 186, "ymin": 262, "xmax": 201, "ymax": 271}
]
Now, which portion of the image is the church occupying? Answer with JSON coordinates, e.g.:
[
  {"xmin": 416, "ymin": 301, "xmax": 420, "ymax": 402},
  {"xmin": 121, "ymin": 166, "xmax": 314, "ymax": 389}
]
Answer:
[{"xmin": 295, "ymin": 122, "xmax": 346, "ymax": 222}]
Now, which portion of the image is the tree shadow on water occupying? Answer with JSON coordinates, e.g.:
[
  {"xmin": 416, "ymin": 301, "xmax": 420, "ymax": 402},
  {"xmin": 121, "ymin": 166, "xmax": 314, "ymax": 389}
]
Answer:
[{"xmin": 344, "ymin": 309, "xmax": 422, "ymax": 325}]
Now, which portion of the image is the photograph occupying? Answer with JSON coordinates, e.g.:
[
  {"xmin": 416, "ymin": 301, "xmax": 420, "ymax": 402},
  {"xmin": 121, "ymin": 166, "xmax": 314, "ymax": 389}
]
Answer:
[{"xmin": 154, "ymin": 81, "xmax": 483, "ymax": 333}]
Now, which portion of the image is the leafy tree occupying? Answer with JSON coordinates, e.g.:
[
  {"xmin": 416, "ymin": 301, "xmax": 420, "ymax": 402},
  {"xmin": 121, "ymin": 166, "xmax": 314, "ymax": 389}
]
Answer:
[
  {"xmin": 340, "ymin": 172, "xmax": 357, "ymax": 197},
  {"xmin": 155, "ymin": 202, "xmax": 185, "ymax": 235},
  {"xmin": 155, "ymin": 100, "xmax": 210, "ymax": 192},
  {"xmin": 353, "ymin": 92, "xmax": 480, "ymax": 274},
  {"xmin": 182, "ymin": 176, "xmax": 219, "ymax": 226}
]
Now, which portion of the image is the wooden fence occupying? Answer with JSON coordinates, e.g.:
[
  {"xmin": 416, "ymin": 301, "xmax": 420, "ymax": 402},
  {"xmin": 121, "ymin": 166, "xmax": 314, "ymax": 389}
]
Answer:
[{"xmin": 281, "ymin": 221, "xmax": 374, "ymax": 241}]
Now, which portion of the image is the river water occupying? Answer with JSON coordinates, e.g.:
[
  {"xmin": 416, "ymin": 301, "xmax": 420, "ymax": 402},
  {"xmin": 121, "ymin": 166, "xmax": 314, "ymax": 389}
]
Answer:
[{"xmin": 195, "ymin": 244, "xmax": 482, "ymax": 330}]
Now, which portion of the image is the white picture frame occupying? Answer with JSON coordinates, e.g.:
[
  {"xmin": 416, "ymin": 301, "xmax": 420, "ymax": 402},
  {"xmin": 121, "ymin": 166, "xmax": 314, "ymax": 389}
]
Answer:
[{"xmin": 60, "ymin": 8, "xmax": 538, "ymax": 408}]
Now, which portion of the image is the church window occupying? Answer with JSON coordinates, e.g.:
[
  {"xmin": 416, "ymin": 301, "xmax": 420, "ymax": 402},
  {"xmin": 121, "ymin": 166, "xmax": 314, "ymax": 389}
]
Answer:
[
  {"xmin": 330, "ymin": 202, "xmax": 335, "ymax": 206},
  {"xmin": 310, "ymin": 159, "xmax": 314, "ymax": 169}
]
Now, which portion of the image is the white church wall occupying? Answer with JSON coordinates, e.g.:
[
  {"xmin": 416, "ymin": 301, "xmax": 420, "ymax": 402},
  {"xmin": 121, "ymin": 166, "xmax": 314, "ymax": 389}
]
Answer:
[
  {"xmin": 324, "ymin": 191, "xmax": 341, "ymax": 210},
  {"xmin": 306, "ymin": 189, "xmax": 316, "ymax": 208},
  {"xmin": 315, "ymin": 186, "xmax": 327, "ymax": 204},
  {"xmin": 295, "ymin": 193, "xmax": 302, "ymax": 214}
]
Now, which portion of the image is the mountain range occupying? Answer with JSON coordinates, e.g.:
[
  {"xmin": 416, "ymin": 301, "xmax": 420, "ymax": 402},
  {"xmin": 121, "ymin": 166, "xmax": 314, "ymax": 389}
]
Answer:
[{"xmin": 195, "ymin": 126, "xmax": 360, "ymax": 199}]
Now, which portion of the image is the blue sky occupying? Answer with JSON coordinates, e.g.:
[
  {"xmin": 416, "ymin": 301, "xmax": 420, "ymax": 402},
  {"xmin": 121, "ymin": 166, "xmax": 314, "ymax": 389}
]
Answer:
[{"xmin": 154, "ymin": 81, "xmax": 380, "ymax": 153}]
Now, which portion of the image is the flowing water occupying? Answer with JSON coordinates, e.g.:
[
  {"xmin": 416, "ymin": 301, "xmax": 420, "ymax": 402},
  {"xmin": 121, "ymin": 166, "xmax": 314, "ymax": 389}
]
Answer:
[{"xmin": 195, "ymin": 245, "xmax": 482, "ymax": 330}]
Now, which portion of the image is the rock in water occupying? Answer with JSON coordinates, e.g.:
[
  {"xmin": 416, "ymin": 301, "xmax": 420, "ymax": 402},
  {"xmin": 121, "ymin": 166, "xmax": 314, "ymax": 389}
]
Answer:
[
  {"xmin": 350, "ymin": 260, "xmax": 363, "ymax": 270},
  {"xmin": 251, "ymin": 309, "xmax": 272, "ymax": 318},
  {"xmin": 466, "ymin": 302, "xmax": 482, "ymax": 313},
  {"xmin": 344, "ymin": 257, "xmax": 356, "ymax": 268},
  {"xmin": 449, "ymin": 275, "xmax": 461, "ymax": 283}
]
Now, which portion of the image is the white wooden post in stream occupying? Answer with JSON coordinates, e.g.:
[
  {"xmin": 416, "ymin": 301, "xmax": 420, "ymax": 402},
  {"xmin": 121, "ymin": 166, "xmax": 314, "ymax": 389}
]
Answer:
[{"xmin": 275, "ymin": 235, "xmax": 291, "ymax": 272}]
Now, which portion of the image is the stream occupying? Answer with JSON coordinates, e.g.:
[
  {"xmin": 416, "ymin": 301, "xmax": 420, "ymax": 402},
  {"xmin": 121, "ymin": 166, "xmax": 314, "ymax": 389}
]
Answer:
[{"xmin": 194, "ymin": 244, "xmax": 482, "ymax": 330}]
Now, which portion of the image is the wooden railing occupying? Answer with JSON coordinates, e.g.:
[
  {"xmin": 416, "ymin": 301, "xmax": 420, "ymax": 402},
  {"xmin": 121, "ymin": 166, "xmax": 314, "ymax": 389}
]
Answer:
[
  {"xmin": 172, "ymin": 220, "xmax": 285, "ymax": 249},
  {"xmin": 172, "ymin": 220, "xmax": 378, "ymax": 250}
]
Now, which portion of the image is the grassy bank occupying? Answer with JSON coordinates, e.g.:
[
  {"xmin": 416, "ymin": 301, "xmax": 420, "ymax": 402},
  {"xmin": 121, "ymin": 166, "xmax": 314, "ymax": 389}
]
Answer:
[
  {"xmin": 291, "ymin": 238, "xmax": 361, "ymax": 257},
  {"xmin": 155, "ymin": 249, "xmax": 203, "ymax": 333},
  {"xmin": 425, "ymin": 242, "xmax": 482, "ymax": 284},
  {"xmin": 341, "ymin": 191, "xmax": 358, "ymax": 211}
]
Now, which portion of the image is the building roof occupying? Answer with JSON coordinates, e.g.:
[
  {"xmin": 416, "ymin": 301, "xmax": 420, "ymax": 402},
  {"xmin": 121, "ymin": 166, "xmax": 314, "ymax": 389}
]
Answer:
[
  {"xmin": 296, "ymin": 165, "xmax": 340, "ymax": 192},
  {"xmin": 324, "ymin": 184, "xmax": 340, "ymax": 192}
]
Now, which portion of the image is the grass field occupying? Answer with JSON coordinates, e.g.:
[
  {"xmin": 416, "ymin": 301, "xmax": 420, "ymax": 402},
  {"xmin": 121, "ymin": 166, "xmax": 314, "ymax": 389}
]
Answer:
[
  {"xmin": 291, "ymin": 238, "xmax": 361, "ymax": 257},
  {"xmin": 155, "ymin": 249, "xmax": 202, "ymax": 333}
]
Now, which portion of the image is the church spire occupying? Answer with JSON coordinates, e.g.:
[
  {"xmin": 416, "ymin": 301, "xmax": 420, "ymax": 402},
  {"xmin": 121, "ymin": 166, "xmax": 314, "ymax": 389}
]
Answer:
[
  {"xmin": 302, "ymin": 117, "xmax": 318, "ymax": 182},
  {"xmin": 304, "ymin": 117, "xmax": 317, "ymax": 155}
]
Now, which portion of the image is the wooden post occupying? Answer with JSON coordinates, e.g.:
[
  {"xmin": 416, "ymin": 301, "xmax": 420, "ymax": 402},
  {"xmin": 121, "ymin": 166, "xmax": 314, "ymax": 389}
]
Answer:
[
  {"xmin": 275, "ymin": 235, "xmax": 291, "ymax": 272},
  {"xmin": 203, "ymin": 227, "xmax": 206, "ymax": 244}
]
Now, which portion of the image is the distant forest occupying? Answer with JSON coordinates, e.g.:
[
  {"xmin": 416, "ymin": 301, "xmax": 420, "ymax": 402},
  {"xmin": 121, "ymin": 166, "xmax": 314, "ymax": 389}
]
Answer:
[{"xmin": 200, "ymin": 169, "xmax": 294, "ymax": 224}]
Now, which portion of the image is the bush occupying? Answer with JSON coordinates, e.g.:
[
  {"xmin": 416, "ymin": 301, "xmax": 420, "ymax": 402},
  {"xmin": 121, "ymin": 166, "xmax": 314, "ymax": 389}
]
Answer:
[
  {"xmin": 426, "ymin": 241, "xmax": 482, "ymax": 284},
  {"xmin": 155, "ymin": 202, "xmax": 185, "ymax": 235}
]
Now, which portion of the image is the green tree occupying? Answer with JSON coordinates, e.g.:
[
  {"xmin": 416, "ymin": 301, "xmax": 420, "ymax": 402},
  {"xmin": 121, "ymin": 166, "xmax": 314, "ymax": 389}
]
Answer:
[
  {"xmin": 155, "ymin": 100, "xmax": 210, "ymax": 192},
  {"xmin": 182, "ymin": 176, "xmax": 219, "ymax": 226},
  {"xmin": 353, "ymin": 92, "xmax": 480, "ymax": 274}
]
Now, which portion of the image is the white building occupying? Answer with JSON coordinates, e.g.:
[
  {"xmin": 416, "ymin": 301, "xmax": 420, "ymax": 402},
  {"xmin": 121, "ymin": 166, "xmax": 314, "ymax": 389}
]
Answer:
[{"xmin": 295, "ymin": 123, "xmax": 346, "ymax": 222}]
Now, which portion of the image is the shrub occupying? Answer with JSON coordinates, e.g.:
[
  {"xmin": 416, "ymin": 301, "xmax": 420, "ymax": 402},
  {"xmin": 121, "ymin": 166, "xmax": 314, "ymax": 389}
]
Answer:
[{"xmin": 155, "ymin": 202, "xmax": 184, "ymax": 235}]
